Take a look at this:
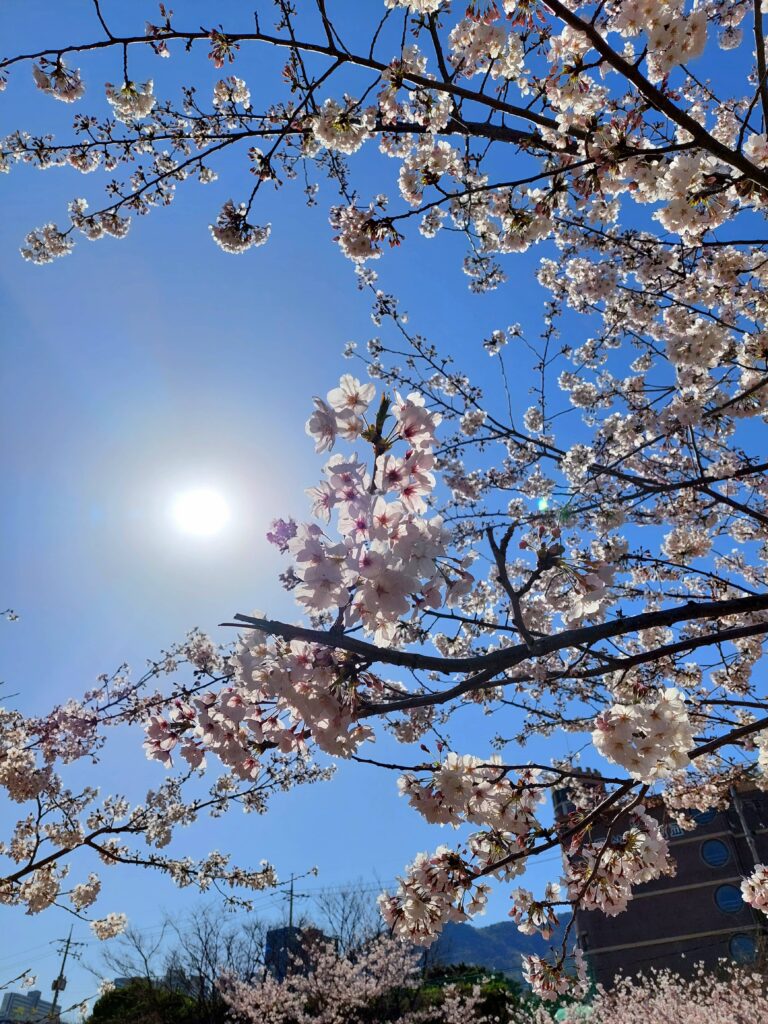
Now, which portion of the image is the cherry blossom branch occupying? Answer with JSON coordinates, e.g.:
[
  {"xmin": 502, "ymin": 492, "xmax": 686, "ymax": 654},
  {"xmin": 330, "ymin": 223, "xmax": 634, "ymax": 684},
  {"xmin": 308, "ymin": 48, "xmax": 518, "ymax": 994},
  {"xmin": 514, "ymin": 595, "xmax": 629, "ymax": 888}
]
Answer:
[
  {"xmin": 545, "ymin": 0, "xmax": 768, "ymax": 188},
  {"xmin": 229, "ymin": 593, "xmax": 768, "ymax": 681},
  {"xmin": 0, "ymin": 26, "xmax": 562, "ymax": 135}
]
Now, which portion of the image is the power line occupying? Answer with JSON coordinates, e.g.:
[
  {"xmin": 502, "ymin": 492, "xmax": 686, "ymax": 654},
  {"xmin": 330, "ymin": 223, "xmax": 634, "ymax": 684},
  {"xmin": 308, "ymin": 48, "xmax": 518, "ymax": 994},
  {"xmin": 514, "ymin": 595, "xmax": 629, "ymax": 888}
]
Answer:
[
  {"xmin": 0, "ymin": 942, "xmax": 60, "ymax": 966},
  {"xmin": 0, "ymin": 943, "xmax": 59, "ymax": 966}
]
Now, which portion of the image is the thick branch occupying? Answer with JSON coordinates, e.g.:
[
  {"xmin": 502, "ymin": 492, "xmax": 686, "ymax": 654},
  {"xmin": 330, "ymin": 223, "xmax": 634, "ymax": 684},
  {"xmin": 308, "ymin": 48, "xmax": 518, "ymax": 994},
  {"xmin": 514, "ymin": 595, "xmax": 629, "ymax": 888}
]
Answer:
[
  {"xmin": 228, "ymin": 592, "xmax": 768, "ymax": 677},
  {"xmin": 363, "ymin": 620, "xmax": 768, "ymax": 716},
  {"xmin": 754, "ymin": 0, "xmax": 768, "ymax": 129}
]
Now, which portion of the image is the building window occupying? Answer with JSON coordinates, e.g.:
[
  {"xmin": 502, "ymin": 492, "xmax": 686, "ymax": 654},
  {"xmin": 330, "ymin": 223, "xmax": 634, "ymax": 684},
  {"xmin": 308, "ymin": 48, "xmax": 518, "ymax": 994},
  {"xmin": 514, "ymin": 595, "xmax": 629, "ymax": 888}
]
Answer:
[
  {"xmin": 693, "ymin": 808, "xmax": 716, "ymax": 826},
  {"xmin": 715, "ymin": 884, "xmax": 744, "ymax": 914},
  {"xmin": 701, "ymin": 839, "xmax": 731, "ymax": 868},
  {"xmin": 554, "ymin": 799, "xmax": 576, "ymax": 818},
  {"xmin": 729, "ymin": 932, "xmax": 757, "ymax": 964}
]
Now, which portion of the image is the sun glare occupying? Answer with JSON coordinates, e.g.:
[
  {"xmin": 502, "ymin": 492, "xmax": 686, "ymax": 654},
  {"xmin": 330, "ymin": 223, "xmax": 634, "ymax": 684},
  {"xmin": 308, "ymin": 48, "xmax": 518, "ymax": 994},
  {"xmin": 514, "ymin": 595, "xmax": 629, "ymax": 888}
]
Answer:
[{"xmin": 171, "ymin": 488, "xmax": 231, "ymax": 537}]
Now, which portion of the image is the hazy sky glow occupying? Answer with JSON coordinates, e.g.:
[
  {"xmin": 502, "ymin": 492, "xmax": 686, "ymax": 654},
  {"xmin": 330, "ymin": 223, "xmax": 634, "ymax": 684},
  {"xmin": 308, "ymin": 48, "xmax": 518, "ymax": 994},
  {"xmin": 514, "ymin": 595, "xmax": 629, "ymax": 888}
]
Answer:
[{"xmin": 1, "ymin": 1, "xmax": 587, "ymax": 1009}]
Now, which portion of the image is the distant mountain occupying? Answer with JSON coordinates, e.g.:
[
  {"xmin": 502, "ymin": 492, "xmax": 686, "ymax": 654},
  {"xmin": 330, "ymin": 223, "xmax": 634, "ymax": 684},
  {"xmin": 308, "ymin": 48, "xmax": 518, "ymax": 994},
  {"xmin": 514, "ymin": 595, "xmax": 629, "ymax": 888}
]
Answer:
[{"xmin": 432, "ymin": 917, "xmax": 571, "ymax": 982}]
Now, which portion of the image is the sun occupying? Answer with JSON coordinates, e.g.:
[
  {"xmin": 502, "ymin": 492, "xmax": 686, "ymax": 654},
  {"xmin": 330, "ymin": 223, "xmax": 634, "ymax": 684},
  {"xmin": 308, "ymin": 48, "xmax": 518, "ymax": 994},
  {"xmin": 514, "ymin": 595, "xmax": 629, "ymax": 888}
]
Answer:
[{"xmin": 171, "ymin": 488, "xmax": 231, "ymax": 537}]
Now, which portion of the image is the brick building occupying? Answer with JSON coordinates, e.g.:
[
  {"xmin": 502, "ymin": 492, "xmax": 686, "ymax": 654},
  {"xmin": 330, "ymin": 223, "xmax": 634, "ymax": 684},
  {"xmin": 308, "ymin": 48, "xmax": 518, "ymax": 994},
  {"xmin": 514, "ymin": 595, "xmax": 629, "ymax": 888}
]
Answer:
[{"xmin": 554, "ymin": 777, "xmax": 768, "ymax": 986}]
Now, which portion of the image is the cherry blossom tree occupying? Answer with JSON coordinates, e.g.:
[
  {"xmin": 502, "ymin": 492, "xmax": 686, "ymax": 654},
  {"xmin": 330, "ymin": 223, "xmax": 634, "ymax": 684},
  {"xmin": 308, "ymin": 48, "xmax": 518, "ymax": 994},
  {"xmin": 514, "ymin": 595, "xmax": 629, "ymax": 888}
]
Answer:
[
  {"xmin": 519, "ymin": 964, "xmax": 768, "ymax": 1023},
  {"xmin": 4, "ymin": 0, "xmax": 768, "ymax": 999},
  {"xmin": 221, "ymin": 935, "xmax": 423, "ymax": 1024},
  {"xmin": 222, "ymin": 944, "xmax": 768, "ymax": 1024},
  {"xmin": 220, "ymin": 934, "xmax": 525, "ymax": 1024}
]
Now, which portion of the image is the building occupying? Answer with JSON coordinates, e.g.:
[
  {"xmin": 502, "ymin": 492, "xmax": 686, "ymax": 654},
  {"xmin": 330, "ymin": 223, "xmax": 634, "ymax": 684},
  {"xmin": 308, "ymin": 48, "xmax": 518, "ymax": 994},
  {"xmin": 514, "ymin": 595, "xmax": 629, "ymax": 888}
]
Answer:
[
  {"xmin": 162, "ymin": 968, "xmax": 205, "ymax": 998},
  {"xmin": 554, "ymin": 778, "xmax": 768, "ymax": 986},
  {"xmin": 109, "ymin": 978, "xmax": 139, "ymax": 991},
  {"xmin": 108, "ymin": 971, "xmax": 204, "ymax": 996},
  {"xmin": 264, "ymin": 926, "xmax": 331, "ymax": 980},
  {"xmin": 0, "ymin": 990, "xmax": 59, "ymax": 1022}
]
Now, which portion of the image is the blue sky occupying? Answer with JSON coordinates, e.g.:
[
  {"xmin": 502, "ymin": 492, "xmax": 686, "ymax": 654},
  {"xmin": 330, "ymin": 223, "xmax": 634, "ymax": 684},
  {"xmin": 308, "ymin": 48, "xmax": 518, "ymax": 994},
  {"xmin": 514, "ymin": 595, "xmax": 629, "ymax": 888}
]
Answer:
[{"xmin": 0, "ymin": 0, "xmax": 677, "ymax": 1011}]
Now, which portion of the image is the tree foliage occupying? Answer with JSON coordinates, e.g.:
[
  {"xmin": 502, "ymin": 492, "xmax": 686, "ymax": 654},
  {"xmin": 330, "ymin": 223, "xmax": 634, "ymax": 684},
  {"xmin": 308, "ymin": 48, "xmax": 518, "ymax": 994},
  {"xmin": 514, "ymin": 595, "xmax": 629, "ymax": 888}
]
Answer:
[{"xmin": 89, "ymin": 979, "xmax": 197, "ymax": 1024}]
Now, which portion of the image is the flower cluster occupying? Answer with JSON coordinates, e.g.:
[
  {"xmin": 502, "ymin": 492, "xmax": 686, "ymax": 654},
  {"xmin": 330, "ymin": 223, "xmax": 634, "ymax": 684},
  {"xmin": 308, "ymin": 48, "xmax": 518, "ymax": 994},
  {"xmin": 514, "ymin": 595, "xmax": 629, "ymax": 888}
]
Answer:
[
  {"xmin": 69, "ymin": 873, "xmax": 101, "ymax": 911},
  {"xmin": 145, "ymin": 377, "xmax": 474, "ymax": 772},
  {"xmin": 145, "ymin": 633, "xmax": 374, "ymax": 766},
  {"xmin": 377, "ymin": 845, "xmax": 490, "ymax": 945},
  {"xmin": 298, "ymin": 377, "xmax": 471, "ymax": 642},
  {"xmin": 509, "ymin": 882, "xmax": 561, "ymax": 939},
  {"xmin": 449, "ymin": 18, "xmax": 524, "ymax": 81},
  {"xmin": 68, "ymin": 198, "xmax": 131, "ymax": 243},
  {"xmin": 20, "ymin": 224, "xmax": 74, "ymax": 264},
  {"xmin": 0, "ymin": 636, "xmax": 323, "ymax": 925},
  {"xmin": 608, "ymin": 0, "xmax": 707, "ymax": 84},
  {"xmin": 398, "ymin": 755, "xmax": 543, "ymax": 834},
  {"xmin": 105, "ymin": 80, "xmax": 156, "ymax": 122},
  {"xmin": 740, "ymin": 863, "xmax": 768, "ymax": 915},
  {"xmin": 556, "ymin": 561, "xmax": 615, "ymax": 628},
  {"xmin": 378, "ymin": 45, "xmax": 453, "ymax": 132},
  {"xmin": 328, "ymin": 202, "xmax": 397, "ymax": 263},
  {"xmin": 32, "ymin": 60, "xmax": 85, "ymax": 102},
  {"xmin": 90, "ymin": 912, "xmax": 128, "ymax": 940},
  {"xmin": 310, "ymin": 98, "xmax": 376, "ymax": 155},
  {"xmin": 563, "ymin": 808, "xmax": 674, "ymax": 917},
  {"xmin": 210, "ymin": 200, "xmax": 271, "ymax": 254},
  {"xmin": 521, "ymin": 947, "xmax": 588, "ymax": 1003},
  {"xmin": 592, "ymin": 689, "xmax": 694, "ymax": 783},
  {"xmin": 212, "ymin": 76, "xmax": 251, "ymax": 108},
  {"xmin": 385, "ymin": 0, "xmax": 443, "ymax": 13}
]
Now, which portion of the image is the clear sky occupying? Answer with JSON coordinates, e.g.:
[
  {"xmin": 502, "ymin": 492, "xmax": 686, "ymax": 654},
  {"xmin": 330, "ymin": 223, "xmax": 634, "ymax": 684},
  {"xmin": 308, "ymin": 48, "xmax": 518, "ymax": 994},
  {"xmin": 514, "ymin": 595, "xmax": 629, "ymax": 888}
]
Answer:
[{"xmin": 0, "ymin": 2, "xmax": 586, "ymax": 1012}]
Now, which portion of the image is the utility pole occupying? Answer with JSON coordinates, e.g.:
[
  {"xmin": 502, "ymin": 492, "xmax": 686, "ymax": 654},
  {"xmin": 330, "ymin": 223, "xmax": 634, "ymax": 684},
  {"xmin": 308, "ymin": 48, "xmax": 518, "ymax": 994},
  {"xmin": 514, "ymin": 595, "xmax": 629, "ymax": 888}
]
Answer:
[
  {"xmin": 730, "ymin": 785, "xmax": 768, "ymax": 969},
  {"xmin": 730, "ymin": 785, "xmax": 761, "ymax": 865},
  {"xmin": 282, "ymin": 873, "xmax": 309, "ymax": 929},
  {"xmin": 47, "ymin": 926, "xmax": 83, "ymax": 1021}
]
